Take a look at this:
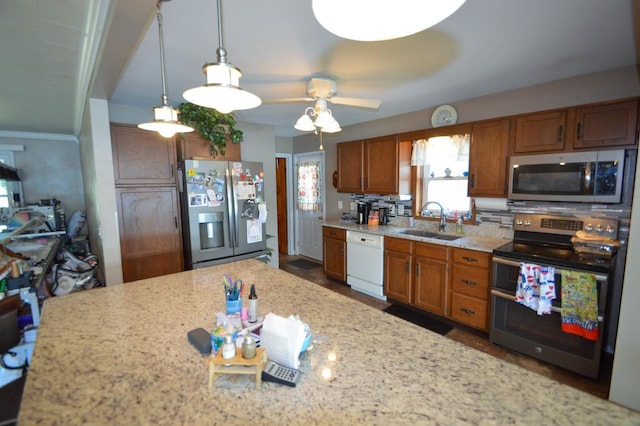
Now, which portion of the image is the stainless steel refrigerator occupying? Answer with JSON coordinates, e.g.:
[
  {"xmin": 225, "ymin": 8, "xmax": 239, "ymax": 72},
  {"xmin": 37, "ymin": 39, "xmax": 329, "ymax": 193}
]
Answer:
[{"xmin": 179, "ymin": 159, "xmax": 267, "ymax": 269}]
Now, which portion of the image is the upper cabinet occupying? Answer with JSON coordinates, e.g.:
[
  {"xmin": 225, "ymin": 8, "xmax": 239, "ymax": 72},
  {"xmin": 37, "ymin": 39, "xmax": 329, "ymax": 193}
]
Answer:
[
  {"xmin": 573, "ymin": 99, "xmax": 638, "ymax": 149},
  {"xmin": 469, "ymin": 119, "xmax": 510, "ymax": 197},
  {"xmin": 512, "ymin": 99, "xmax": 638, "ymax": 153},
  {"xmin": 514, "ymin": 111, "xmax": 567, "ymax": 153},
  {"xmin": 111, "ymin": 123, "xmax": 177, "ymax": 186},
  {"xmin": 176, "ymin": 132, "xmax": 241, "ymax": 162},
  {"xmin": 337, "ymin": 136, "xmax": 411, "ymax": 194}
]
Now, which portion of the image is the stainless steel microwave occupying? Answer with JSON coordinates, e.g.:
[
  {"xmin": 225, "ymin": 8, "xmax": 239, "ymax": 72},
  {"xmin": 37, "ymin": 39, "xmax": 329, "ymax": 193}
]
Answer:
[{"xmin": 508, "ymin": 149, "xmax": 625, "ymax": 203}]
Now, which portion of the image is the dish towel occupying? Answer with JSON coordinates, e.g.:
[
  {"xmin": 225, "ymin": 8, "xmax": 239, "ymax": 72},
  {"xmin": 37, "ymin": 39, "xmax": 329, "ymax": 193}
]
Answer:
[
  {"xmin": 560, "ymin": 270, "xmax": 599, "ymax": 341},
  {"xmin": 515, "ymin": 263, "xmax": 556, "ymax": 315}
]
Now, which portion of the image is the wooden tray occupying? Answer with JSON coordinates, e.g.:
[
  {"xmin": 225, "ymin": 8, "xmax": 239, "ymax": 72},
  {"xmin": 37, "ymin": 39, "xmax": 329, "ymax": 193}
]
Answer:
[{"xmin": 206, "ymin": 348, "xmax": 267, "ymax": 390}]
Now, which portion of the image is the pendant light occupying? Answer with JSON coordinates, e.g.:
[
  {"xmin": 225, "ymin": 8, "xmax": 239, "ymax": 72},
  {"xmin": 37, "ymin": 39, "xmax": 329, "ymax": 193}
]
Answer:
[
  {"xmin": 183, "ymin": 0, "xmax": 261, "ymax": 113},
  {"xmin": 312, "ymin": 0, "xmax": 466, "ymax": 42},
  {"xmin": 139, "ymin": 1, "xmax": 194, "ymax": 138}
]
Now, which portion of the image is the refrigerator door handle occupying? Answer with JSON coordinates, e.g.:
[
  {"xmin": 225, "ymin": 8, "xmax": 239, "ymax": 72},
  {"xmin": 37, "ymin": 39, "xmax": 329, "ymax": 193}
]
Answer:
[
  {"xmin": 177, "ymin": 168, "xmax": 184, "ymax": 193},
  {"xmin": 226, "ymin": 167, "xmax": 239, "ymax": 248}
]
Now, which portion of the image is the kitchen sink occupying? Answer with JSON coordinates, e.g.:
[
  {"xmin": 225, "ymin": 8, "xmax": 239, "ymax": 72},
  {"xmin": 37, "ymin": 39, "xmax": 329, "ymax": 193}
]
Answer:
[{"xmin": 395, "ymin": 229, "xmax": 462, "ymax": 241}]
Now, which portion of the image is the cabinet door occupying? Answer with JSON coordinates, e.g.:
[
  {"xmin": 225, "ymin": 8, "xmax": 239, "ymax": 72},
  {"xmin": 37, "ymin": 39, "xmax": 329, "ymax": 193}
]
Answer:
[
  {"xmin": 116, "ymin": 187, "xmax": 183, "ymax": 282},
  {"xmin": 337, "ymin": 141, "xmax": 364, "ymax": 193},
  {"xmin": 469, "ymin": 119, "xmax": 510, "ymax": 197},
  {"xmin": 176, "ymin": 132, "xmax": 241, "ymax": 161},
  {"xmin": 384, "ymin": 249, "xmax": 412, "ymax": 303},
  {"xmin": 111, "ymin": 123, "xmax": 177, "ymax": 186},
  {"xmin": 514, "ymin": 111, "xmax": 566, "ymax": 153},
  {"xmin": 413, "ymin": 243, "xmax": 449, "ymax": 316},
  {"xmin": 574, "ymin": 99, "xmax": 639, "ymax": 149},
  {"xmin": 364, "ymin": 135, "xmax": 399, "ymax": 194},
  {"xmin": 323, "ymin": 227, "xmax": 346, "ymax": 281}
]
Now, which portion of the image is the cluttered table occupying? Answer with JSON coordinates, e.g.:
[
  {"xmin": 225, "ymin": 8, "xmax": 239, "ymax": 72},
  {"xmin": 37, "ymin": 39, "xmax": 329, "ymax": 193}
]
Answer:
[{"xmin": 19, "ymin": 260, "xmax": 640, "ymax": 424}]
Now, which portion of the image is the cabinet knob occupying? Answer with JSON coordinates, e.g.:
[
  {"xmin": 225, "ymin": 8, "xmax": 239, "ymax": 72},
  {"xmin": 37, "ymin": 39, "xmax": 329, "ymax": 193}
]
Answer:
[
  {"xmin": 461, "ymin": 307, "xmax": 476, "ymax": 315},
  {"xmin": 462, "ymin": 256, "xmax": 478, "ymax": 263},
  {"xmin": 462, "ymin": 279, "xmax": 477, "ymax": 286}
]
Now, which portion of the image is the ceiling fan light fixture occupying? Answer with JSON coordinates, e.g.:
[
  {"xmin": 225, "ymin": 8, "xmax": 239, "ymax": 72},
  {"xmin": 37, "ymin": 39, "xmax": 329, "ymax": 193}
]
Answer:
[
  {"xmin": 312, "ymin": 0, "xmax": 466, "ymax": 41},
  {"xmin": 294, "ymin": 109, "xmax": 316, "ymax": 132},
  {"xmin": 314, "ymin": 110, "xmax": 341, "ymax": 133},
  {"xmin": 139, "ymin": 1, "xmax": 194, "ymax": 138},
  {"xmin": 183, "ymin": 0, "xmax": 261, "ymax": 113}
]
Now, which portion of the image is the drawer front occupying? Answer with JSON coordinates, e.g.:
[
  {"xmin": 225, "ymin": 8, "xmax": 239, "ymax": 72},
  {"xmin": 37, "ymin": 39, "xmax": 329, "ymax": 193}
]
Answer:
[
  {"xmin": 452, "ymin": 265, "xmax": 490, "ymax": 300},
  {"xmin": 415, "ymin": 241, "xmax": 449, "ymax": 261},
  {"xmin": 453, "ymin": 248, "xmax": 490, "ymax": 268},
  {"xmin": 323, "ymin": 226, "xmax": 346, "ymax": 240},
  {"xmin": 385, "ymin": 236, "xmax": 412, "ymax": 253},
  {"xmin": 450, "ymin": 293, "xmax": 488, "ymax": 331}
]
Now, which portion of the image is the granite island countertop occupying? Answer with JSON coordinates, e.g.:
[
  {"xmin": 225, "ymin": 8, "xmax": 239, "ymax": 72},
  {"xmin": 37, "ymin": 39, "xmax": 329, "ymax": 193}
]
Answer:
[
  {"xmin": 19, "ymin": 260, "xmax": 640, "ymax": 425},
  {"xmin": 323, "ymin": 220, "xmax": 512, "ymax": 253}
]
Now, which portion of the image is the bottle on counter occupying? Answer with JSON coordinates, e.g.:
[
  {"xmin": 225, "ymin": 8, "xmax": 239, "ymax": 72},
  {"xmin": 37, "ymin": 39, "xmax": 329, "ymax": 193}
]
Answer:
[
  {"xmin": 455, "ymin": 215, "xmax": 464, "ymax": 235},
  {"xmin": 248, "ymin": 284, "xmax": 258, "ymax": 323},
  {"xmin": 242, "ymin": 334, "xmax": 257, "ymax": 359},
  {"xmin": 222, "ymin": 334, "xmax": 236, "ymax": 360}
]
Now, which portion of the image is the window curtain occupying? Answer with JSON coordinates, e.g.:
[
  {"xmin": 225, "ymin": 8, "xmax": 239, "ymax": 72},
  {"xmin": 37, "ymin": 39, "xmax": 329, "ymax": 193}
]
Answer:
[
  {"xmin": 411, "ymin": 134, "xmax": 470, "ymax": 167},
  {"xmin": 297, "ymin": 161, "xmax": 322, "ymax": 212}
]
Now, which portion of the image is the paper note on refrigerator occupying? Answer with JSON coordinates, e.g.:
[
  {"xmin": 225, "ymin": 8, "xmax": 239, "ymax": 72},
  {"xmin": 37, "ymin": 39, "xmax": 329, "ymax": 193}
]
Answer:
[
  {"xmin": 247, "ymin": 219, "xmax": 262, "ymax": 243},
  {"xmin": 235, "ymin": 181, "xmax": 255, "ymax": 200}
]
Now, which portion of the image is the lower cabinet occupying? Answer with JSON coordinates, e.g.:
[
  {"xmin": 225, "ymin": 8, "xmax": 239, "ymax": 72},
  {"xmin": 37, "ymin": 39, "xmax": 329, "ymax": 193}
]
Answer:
[
  {"xmin": 322, "ymin": 226, "xmax": 346, "ymax": 281},
  {"xmin": 450, "ymin": 248, "xmax": 491, "ymax": 331},
  {"xmin": 116, "ymin": 187, "xmax": 184, "ymax": 282},
  {"xmin": 384, "ymin": 236, "xmax": 491, "ymax": 332}
]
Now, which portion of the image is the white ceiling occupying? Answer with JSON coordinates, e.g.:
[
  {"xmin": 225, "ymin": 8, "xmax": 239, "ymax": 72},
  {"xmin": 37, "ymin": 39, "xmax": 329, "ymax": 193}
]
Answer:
[{"xmin": 0, "ymin": 0, "xmax": 637, "ymax": 138}]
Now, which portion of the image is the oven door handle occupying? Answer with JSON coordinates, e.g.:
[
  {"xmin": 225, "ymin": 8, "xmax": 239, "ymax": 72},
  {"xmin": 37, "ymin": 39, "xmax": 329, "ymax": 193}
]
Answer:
[
  {"xmin": 490, "ymin": 289, "xmax": 604, "ymax": 322},
  {"xmin": 492, "ymin": 257, "xmax": 608, "ymax": 282}
]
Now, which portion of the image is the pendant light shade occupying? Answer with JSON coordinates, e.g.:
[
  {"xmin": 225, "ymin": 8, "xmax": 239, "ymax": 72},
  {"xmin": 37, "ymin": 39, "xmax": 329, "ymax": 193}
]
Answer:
[
  {"xmin": 183, "ymin": 0, "xmax": 261, "ymax": 113},
  {"xmin": 294, "ymin": 104, "xmax": 342, "ymax": 134},
  {"xmin": 312, "ymin": 0, "xmax": 466, "ymax": 41},
  {"xmin": 139, "ymin": 1, "xmax": 194, "ymax": 138}
]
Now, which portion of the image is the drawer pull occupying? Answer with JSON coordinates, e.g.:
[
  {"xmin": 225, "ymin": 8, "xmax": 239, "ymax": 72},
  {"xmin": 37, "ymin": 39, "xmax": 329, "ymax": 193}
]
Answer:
[
  {"xmin": 460, "ymin": 308, "xmax": 476, "ymax": 315},
  {"xmin": 462, "ymin": 279, "xmax": 477, "ymax": 286},
  {"xmin": 462, "ymin": 256, "xmax": 478, "ymax": 263}
]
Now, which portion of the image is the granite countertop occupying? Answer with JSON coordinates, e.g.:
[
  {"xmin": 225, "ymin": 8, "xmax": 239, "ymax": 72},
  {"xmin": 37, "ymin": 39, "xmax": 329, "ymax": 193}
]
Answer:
[
  {"xmin": 19, "ymin": 260, "xmax": 640, "ymax": 424},
  {"xmin": 324, "ymin": 220, "xmax": 511, "ymax": 253}
]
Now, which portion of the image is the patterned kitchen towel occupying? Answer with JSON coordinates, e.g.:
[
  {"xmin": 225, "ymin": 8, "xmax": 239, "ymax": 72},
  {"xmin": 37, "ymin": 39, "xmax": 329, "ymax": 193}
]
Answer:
[
  {"xmin": 515, "ymin": 263, "xmax": 556, "ymax": 315},
  {"xmin": 560, "ymin": 270, "xmax": 599, "ymax": 341}
]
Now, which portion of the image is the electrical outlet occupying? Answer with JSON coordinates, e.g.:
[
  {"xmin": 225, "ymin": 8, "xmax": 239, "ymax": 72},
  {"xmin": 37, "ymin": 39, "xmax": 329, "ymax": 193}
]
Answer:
[{"xmin": 338, "ymin": 200, "xmax": 343, "ymax": 209}]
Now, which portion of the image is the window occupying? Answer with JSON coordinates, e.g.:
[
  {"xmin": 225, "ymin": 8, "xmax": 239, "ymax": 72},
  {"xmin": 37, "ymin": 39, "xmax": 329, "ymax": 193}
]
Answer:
[
  {"xmin": 0, "ymin": 150, "xmax": 22, "ymax": 214},
  {"xmin": 412, "ymin": 134, "xmax": 471, "ymax": 220}
]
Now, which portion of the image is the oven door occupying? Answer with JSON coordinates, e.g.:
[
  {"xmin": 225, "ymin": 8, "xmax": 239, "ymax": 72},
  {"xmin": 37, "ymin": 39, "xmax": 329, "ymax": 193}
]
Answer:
[{"xmin": 490, "ymin": 257, "xmax": 607, "ymax": 379}]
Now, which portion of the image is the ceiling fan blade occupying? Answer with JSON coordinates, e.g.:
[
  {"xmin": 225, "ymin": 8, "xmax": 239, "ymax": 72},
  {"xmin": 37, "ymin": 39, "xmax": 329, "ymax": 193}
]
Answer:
[
  {"xmin": 329, "ymin": 96, "xmax": 381, "ymax": 109},
  {"xmin": 263, "ymin": 97, "xmax": 314, "ymax": 105}
]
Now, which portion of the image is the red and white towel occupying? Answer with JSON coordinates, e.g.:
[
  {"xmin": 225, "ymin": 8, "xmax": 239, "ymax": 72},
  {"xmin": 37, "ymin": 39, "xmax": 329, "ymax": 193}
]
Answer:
[{"xmin": 515, "ymin": 263, "xmax": 556, "ymax": 315}]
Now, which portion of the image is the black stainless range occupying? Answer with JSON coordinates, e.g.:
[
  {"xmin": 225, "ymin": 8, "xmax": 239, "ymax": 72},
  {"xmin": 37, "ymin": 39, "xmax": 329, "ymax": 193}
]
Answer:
[{"xmin": 490, "ymin": 213, "xmax": 618, "ymax": 379}]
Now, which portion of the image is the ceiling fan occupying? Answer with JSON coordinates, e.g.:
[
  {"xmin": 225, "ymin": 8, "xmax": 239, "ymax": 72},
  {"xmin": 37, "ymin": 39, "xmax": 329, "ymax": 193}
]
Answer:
[{"xmin": 266, "ymin": 77, "xmax": 382, "ymax": 111}]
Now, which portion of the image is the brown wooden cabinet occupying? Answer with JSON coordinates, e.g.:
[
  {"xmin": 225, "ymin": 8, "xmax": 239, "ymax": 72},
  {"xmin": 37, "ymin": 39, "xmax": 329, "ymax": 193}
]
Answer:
[
  {"xmin": 469, "ymin": 119, "xmax": 510, "ymax": 197},
  {"xmin": 337, "ymin": 137, "xmax": 411, "ymax": 194},
  {"xmin": 450, "ymin": 248, "xmax": 491, "ymax": 331},
  {"xmin": 514, "ymin": 111, "xmax": 567, "ymax": 153},
  {"xmin": 383, "ymin": 237, "xmax": 413, "ymax": 303},
  {"xmin": 413, "ymin": 242, "xmax": 450, "ymax": 316},
  {"xmin": 111, "ymin": 123, "xmax": 177, "ymax": 186},
  {"xmin": 111, "ymin": 123, "xmax": 184, "ymax": 283},
  {"xmin": 322, "ymin": 226, "xmax": 346, "ymax": 281},
  {"xmin": 115, "ymin": 187, "xmax": 183, "ymax": 282},
  {"xmin": 176, "ymin": 132, "xmax": 241, "ymax": 161},
  {"xmin": 573, "ymin": 99, "xmax": 638, "ymax": 149}
]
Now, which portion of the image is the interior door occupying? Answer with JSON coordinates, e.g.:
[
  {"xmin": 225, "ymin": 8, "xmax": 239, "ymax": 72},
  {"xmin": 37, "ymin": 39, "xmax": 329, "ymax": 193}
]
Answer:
[{"xmin": 295, "ymin": 152, "xmax": 325, "ymax": 261}]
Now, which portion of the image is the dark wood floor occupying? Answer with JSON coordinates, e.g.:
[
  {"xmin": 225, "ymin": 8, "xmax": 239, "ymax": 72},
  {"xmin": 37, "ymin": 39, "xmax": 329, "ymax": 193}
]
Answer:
[{"xmin": 279, "ymin": 254, "xmax": 613, "ymax": 400}]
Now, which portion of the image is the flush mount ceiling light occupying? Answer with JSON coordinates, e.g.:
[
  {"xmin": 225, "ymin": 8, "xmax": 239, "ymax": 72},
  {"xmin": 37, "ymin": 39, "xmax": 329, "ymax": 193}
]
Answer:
[
  {"xmin": 312, "ymin": 0, "xmax": 466, "ymax": 41},
  {"xmin": 183, "ymin": 0, "xmax": 261, "ymax": 113},
  {"xmin": 139, "ymin": 1, "xmax": 194, "ymax": 138},
  {"xmin": 294, "ymin": 99, "xmax": 342, "ymax": 133}
]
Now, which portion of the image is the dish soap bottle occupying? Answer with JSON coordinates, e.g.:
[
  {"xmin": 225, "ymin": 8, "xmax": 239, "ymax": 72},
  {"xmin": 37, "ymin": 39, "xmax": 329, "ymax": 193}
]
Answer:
[
  {"xmin": 248, "ymin": 284, "xmax": 258, "ymax": 323},
  {"xmin": 455, "ymin": 215, "xmax": 464, "ymax": 235}
]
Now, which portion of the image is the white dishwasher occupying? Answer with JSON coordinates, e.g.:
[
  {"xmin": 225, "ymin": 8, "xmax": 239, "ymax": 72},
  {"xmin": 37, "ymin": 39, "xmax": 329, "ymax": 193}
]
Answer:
[{"xmin": 346, "ymin": 231, "xmax": 386, "ymax": 300}]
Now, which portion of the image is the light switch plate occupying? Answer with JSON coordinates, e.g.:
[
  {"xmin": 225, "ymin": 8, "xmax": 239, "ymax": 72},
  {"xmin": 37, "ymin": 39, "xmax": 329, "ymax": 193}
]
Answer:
[{"xmin": 338, "ymin": 200, "xmax": 343, "ymax": 209}]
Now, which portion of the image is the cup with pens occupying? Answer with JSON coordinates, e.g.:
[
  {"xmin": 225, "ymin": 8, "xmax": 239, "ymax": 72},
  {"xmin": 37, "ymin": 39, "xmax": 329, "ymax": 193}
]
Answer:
[{"xmin": 223, "ymin": 274, "xmax": 244, "ymax": 315}]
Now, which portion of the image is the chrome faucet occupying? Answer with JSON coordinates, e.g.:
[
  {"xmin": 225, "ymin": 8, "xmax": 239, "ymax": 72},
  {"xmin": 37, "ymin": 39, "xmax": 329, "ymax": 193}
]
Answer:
[{"xmin": 420, "ymin": 201, "xmax": 447, "ymax": 232}]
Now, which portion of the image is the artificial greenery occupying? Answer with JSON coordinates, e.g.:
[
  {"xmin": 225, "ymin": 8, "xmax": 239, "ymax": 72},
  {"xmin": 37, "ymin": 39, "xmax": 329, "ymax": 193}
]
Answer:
[{"xmin": 178, "ymin": 102, "xmax": 243, "ymax": 156}]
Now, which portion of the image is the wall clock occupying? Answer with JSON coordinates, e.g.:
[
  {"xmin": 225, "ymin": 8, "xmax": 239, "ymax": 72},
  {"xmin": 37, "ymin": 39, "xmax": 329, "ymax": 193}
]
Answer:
[{"xmin": 431, "ymin": 104, "xmax": 458, "ymax": 127}]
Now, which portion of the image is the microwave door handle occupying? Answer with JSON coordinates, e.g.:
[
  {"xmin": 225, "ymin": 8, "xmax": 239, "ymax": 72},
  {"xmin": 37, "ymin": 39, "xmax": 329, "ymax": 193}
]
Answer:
[{"xmin": 492, "ymin": 257, "xmax": 608, "ymax": 282}]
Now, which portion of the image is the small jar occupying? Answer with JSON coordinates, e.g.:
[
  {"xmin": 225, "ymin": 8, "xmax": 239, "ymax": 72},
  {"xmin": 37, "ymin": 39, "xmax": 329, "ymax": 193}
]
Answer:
[
  {"xmin": 221, "ymin": 334, "xmax": 236, "ymax": 360},
  {"xmin": 242, "ymin": 334, "xmax": 257, "ymax": 359}
]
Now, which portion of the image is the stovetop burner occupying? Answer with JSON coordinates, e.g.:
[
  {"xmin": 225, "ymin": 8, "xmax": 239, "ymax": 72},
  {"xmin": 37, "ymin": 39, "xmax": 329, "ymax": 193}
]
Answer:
[{"xmin": 493, "ymin": 213, "xmax": 618, "ymax": 273}]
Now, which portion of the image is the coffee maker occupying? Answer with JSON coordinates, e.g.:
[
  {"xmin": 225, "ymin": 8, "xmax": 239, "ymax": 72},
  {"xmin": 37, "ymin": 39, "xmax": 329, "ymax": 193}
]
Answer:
[{"xmin": 356, "ymin": 201, "xmax": 371, "ymax": 224}]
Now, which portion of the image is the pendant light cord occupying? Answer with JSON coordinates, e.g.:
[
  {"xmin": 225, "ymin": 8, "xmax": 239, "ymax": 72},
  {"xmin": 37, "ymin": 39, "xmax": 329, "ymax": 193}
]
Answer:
[
  {"xmin": 156, "ymin": 1, "xmax": 170, "ymax": 106},
  {"xmin": 216, "ymin": 0, "xmax": 228, "ymax": 63}
]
